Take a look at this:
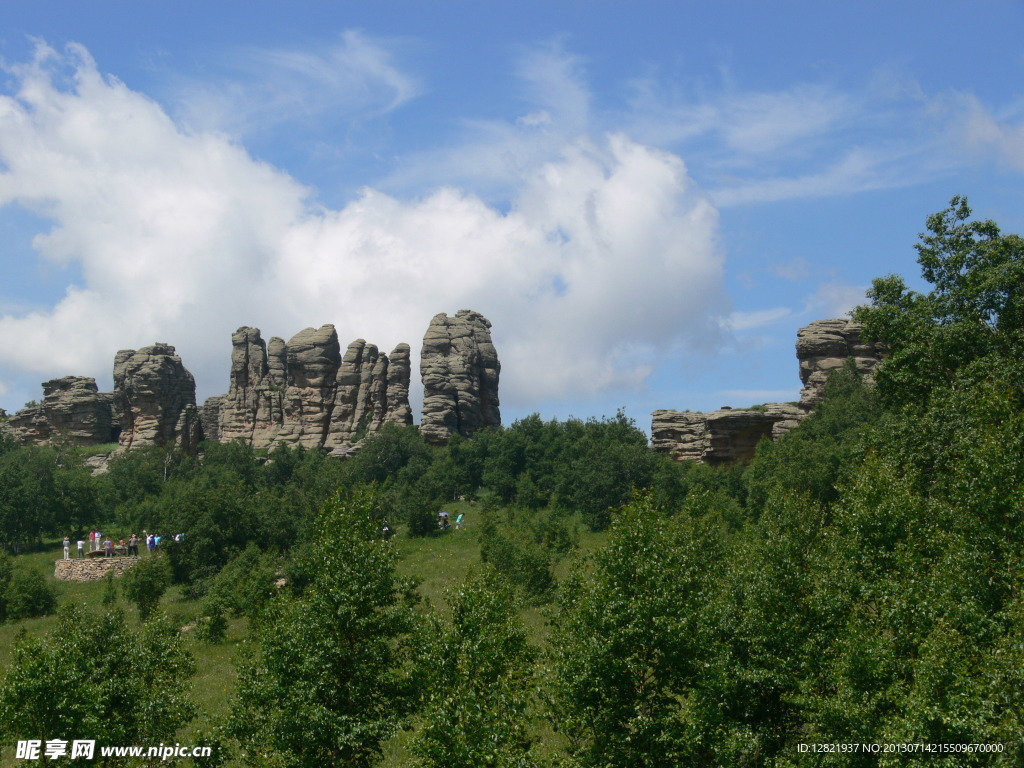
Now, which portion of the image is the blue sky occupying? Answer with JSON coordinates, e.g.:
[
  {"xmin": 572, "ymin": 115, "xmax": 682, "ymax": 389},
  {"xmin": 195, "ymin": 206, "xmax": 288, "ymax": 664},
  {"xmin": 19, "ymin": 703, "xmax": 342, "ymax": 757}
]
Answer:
[{"xmin": 1, "ymin": 1, "xmax": 1023, "ymax": 430}]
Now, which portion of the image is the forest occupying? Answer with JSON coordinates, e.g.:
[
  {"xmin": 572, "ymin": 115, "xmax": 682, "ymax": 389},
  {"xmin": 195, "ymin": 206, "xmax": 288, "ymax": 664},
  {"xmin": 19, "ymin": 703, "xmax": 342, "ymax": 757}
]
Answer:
[{"xmin": 0, "ymin": 197, "xmax": 1022, "ymax": 766}]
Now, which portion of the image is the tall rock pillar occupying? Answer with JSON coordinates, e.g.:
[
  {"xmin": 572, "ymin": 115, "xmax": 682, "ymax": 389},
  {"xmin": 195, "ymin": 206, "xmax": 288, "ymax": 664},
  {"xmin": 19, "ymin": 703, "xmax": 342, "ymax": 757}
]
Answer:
[
  {"xmin": 420, "ymin": 309, "xmax": 500, "ymax": 445},
  {"xmin": 113, "ymin": 343, "xmax": 201, "ymax": 451}
]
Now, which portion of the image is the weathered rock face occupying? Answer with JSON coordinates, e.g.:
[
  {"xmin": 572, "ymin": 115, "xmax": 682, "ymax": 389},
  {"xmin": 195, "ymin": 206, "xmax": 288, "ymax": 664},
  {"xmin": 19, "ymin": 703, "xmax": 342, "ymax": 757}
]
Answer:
[
  {"xmin": 201, "ymin": 395, "xmax": 223, "ymax": 442},
  {"xmin": 113, "ymin": 344, "xmax": 202, "ymax": 452},
  {"xmin": 797, "ymin": 318, "xmax": 884, "ymax": 409},
  {"xmin": 210, "ymin": 325, "xmax": 413, "ymax": 455},
  {"xmin": 2, "ymin": 377, "xmax": 118, "ymax": 446},
  {"xmin": 652, "ymin": 316, "xmax": 885, "ymax": 464},
  {"xmin": 651, "ymin": 403, "xmax": 805, "ymax": 465},
  {"xmin": 420, "ymin": 309, "xmax": 501, "ymax": 445}
]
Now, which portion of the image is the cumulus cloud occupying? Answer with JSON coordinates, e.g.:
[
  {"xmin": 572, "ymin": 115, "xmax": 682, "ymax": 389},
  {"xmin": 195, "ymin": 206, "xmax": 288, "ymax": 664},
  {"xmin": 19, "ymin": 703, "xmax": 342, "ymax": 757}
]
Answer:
[{"xmin": 0, "ymin": 43, "xmax": 727, "ymax": 413}]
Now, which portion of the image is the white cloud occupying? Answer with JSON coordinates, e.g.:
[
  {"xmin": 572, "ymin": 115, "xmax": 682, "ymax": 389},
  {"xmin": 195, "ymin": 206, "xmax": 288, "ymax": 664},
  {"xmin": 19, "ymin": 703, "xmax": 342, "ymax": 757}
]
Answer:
[
  {"xmin": 960, "ymin": 95, "xmax": 1024, "ymax": 172},
  {"xmin": 728, "ymin": 307, "xmax": 791, "ymax": 331},
  {"xmin": 515, "ymin": 43, "xmax": 591, "ymax": 135},
  {"xmin": 381, "ymin": 46, "xmax": 595, "ymax": 200},
  {"xmin": 803, "ymin": 281, "xmax": 868, "ymax": 318},
  {"xmin": 0, "ymin": 44, "xmax": 727, "ymax": 412},
  {"xmin": 770, "ymin": 256, "xmax": 811, "ymax": 282},
  {"xmin": 173, "ymin": 30, "xmax": 419, "ymax": 136}
]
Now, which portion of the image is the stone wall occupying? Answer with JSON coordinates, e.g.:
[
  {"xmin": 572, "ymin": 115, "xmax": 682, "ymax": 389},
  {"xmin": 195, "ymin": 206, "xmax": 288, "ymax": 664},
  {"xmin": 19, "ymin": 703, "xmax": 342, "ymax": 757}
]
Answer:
[{"xmin": 54, "ymin": 556, "xmax": 141, "ymax": 582}]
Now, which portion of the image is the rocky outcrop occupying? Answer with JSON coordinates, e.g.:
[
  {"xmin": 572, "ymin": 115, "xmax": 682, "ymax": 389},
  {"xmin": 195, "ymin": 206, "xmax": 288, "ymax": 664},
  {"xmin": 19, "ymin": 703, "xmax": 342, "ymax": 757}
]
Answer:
[
  {"xmin": 652, "ymin": 316, "xmax": 884, "ymax": 464},
  {"xmin": 201, "ymin": 395, "xmax": 223, "ymax": 442},
  {"xmin": 797, "ymin": 318, "xmax": 883, "ymax": 409},
  {"xmin": 2, "ymin": 377, "xmax": 118, "ymax": 446},
  {"xmin": 420, "ymin": 310, "xmax": 501, "ymax": 445},
  {"xmin": 5, "ymin": 310, "xmax": 494, "ymax": 457},
  {"xmin": 651, "ymin": 403, "xmax": 804, "ymax": 465},
  {"xmin": 210, "ymin": 325, "xmax": 413, "ymax": 455},
  {"xmin": 113, "ymin": 344, "xmax": 202, "ymax": 452}
]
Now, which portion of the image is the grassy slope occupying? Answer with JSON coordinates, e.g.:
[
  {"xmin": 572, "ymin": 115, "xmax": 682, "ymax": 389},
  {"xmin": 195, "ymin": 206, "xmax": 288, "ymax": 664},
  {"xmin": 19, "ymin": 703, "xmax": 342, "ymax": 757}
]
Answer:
[{"xmin": 0, "ymin": 506, "xmax": 607, "ymax": 766}]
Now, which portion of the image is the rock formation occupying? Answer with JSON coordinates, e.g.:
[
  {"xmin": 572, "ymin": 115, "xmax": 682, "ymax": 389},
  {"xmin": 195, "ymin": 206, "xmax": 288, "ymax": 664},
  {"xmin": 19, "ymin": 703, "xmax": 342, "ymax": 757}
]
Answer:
[
  {"xmin": 652, "ymin": 317, "xmax": 884, "ymax": 464},
  {"xmin": 2, "ymin": 377, "xmax": 118, "ymax": 446},
  {"xmin": 796, "ymin": 318, "xmax": 884, "ymax": 409},
  {"xmin": 420, "ymin": 309, "xmax": 501, "ymax": 445},
  {"xmin": 208, "ymin": 325, "xmax": 412, "ymax": 455},
  {"xmin": 113, "ymin": 343, "xmax": 202, "ymax": 452},
  {"xmin": 4, "ymin": 309, "xmax": 498, "ymax": 457},
  {"xmin": 651, "ymin": 404, "xmax": 804, "ymax": 464}
]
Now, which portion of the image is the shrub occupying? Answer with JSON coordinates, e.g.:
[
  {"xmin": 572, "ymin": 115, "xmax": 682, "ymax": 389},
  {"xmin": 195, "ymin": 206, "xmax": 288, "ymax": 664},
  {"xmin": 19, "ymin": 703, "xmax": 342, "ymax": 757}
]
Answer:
[
  {"xmin": 4, "ymin": 569, "xmax": 57, "ymax": 620},
  {"xmin": 102, "ymin": 571, "xmax": 118, "ymax": 607},
  {"xmin": 121, "ymin": 555, "xmax": 172, "ymax": 621},
  {"xmin": 205, "ymin": 544, "xmax": 279, "ymax": 618}
]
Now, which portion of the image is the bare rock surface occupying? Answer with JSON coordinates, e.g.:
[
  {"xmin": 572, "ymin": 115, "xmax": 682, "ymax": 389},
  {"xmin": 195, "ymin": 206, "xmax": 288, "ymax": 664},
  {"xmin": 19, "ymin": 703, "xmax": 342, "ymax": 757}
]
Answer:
[
  {"xmin": 113, "ymin": 343, "xmax": 201, "ymax": 451},
  {"xmin": 2, "ymin": 376, "xmax": 118, "ymax": 446},
  {"xmin": 796, "ymin": 318, "xmax": 884, "ymax": 409},
  {"xmin": 651, "ymin": 403, "xmax": 804, "ymax": 464},
  {"xmin": 652, "ymin": 316, "xmax": 884, "ymax": 464},
  {"xmin": 212, "ymin": 325, "xmax": 413, "ymax": 455},
  {"xmin": 420, "ymin": 309, "xmax": 501, "ymax": 445}
]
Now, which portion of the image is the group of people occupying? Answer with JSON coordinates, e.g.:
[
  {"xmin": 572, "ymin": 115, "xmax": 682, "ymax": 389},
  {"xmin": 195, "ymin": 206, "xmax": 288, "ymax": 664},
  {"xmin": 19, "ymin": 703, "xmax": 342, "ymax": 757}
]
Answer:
[
  {"xmin": 437, "ymin": 511, "xmax": 465, "ymax": 531},
  {"xmin": 60, "ymin": 531, "xmax": 184, "ymax": 559}
]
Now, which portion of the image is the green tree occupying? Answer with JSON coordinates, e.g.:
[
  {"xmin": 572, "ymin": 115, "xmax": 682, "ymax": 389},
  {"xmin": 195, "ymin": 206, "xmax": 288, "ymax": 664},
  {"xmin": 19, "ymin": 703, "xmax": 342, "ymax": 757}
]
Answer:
[
  {"xmin": 4, "ymin": 568, "xmax": 58, "ymax": 620},
  {"xmin": 553, "ymin": 412, "xmax": 655, "ymax": 531},
  {"xmin": 745, "ymin": 362, "xmax": 880, "ymax": 516},
  {"xmin": 0, "ymin": 552, "xmax": 11, "ymax": 621},
  {"xmin": 412, "ymin": 568, "xmax": 540, "ymax": 768},
  {"xmin": 854, "ymin": 195, "xmax": 1024, "ymax": 407},
  {"xmin": 228, "ymin": 488, "xmax": 418, "ymax": 768},
  {"xmin": 548, "ymin": 492, "xmax": 727, "ymax": 767},
  {"xmin": 121, "ymin": 554, "xmax": 172, "ymax": 621},
  {"xmin": 0, "ymin": 446, "xmax": 57, "ymax": 551},
  {"xmin": 0, "ymin": 606, "xmax": 194, "ymax": 758}
]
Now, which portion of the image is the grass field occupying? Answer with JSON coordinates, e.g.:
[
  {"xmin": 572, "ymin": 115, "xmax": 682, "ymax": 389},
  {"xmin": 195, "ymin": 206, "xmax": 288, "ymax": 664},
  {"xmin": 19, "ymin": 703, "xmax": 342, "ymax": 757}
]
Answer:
[{"xmin": 0, "ymin": 504, "xmax": 607, "ymax": 766}]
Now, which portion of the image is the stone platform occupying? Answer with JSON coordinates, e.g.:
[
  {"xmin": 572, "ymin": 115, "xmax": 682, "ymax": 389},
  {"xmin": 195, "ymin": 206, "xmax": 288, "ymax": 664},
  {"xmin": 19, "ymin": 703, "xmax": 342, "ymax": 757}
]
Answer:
[{"xmin": 54, "ymin": 556, "xmax": 141, "ymax": 582}]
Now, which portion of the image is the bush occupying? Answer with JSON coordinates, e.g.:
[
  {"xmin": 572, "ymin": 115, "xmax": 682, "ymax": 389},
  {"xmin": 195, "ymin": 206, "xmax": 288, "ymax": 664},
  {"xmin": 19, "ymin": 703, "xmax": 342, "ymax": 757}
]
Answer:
[
  {"xmin": 478, "ymin": 507, "xmax": 576, "ymax": 602},
  {"xmin": 102, "ymin": 571, "xmax": 118, "ymax": 607},
  {"xmin": 4, "ymin": 568, "xmax": 57, "ymax": 620},
  {"xmin": 121, "ymin": 555, "xmax": 172, "ymax": 621},
  {"xmin": 194, "ymin": 599, "xmax": 228, "ymax": 644},
  {"xmin": 0, "ymin": 606, "xmax": 194, "ymax": 747},
  {"xmin": 205, "ymin": 544, "xmax": 279, "ymax": 618}
]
